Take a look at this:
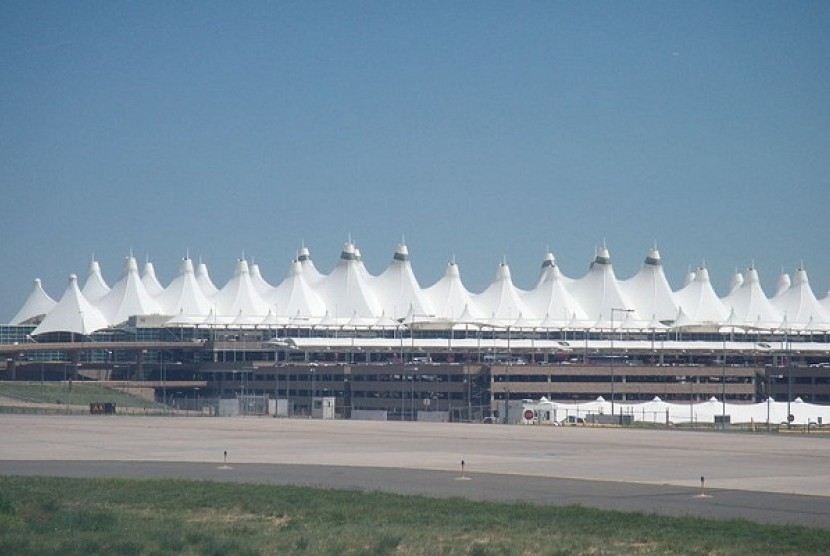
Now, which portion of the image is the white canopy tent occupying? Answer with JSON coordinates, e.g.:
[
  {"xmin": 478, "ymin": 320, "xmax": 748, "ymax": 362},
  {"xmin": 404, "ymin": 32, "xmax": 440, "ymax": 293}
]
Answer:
[
  {"xmin": 10, "ymin": 242, "xmax": 830, "ymax": 336},
  {"xmin": 10, "ymin": 278, "xmax": 57, "ymax": 325},
  {"xmin": 32, "ymin": 274, "xmax": 109, "ymax": 336}
]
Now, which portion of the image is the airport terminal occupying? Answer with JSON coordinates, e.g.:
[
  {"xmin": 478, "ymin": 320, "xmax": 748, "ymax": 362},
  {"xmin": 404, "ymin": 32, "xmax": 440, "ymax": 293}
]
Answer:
[{"xmin": 2, "ymin": 241, "xmax": 829, "ymax": 424}]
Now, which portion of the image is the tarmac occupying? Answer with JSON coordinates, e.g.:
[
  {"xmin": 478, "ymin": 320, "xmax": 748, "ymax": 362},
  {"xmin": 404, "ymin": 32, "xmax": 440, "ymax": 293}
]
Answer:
[{"xmin": 1, "ymin": 415, "xmax": 829, "ymax": 529}]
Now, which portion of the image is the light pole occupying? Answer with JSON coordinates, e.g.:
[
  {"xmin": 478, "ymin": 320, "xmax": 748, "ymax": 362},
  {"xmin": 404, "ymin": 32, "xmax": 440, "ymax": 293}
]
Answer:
[
  {"xmin": 310, "ymin": 367, "xmax": 315, "ymax": 417},
  {"xmin": 161, "ymin": 352, "xmax": 166, "ymax": 415},
  {"xmin": 400, "ymin": 372, "xmax": 406, "ymax": 421},
  {"xmin": 721, "ymin": 333, "xmax": 726, "ymax": 429},
  {"xmin": 610, "ymin": 308, "xmax": 634, "ymax": 417},
  {"xmin": 785, "ymin": 330, "xmax": 792, "ymax": 428}
]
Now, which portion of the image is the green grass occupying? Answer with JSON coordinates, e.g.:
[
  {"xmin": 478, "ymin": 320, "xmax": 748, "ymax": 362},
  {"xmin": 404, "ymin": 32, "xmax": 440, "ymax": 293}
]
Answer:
[
  {"xmin": 0, "ymin": 477, "xmax": 828, "ymax": 555},
  {"xmin": 0, "ymin": 382, "xmax": 162, "ymax": 409}
]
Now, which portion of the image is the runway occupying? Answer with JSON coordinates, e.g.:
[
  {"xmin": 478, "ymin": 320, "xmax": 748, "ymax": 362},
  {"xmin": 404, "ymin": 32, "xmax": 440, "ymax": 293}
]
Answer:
[{"xmin": 1, "ymin": 415, "xmax": 829, "ymax": 528}]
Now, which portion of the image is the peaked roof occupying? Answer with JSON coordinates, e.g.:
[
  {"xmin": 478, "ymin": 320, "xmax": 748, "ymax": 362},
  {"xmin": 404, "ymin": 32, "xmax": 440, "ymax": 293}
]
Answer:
[
  {"xmin": 374, "ymin": 243, "xmax": 433, "ymax": 319},
  {"xmin": 674, "ymin": 266, "xmax": 730, "ymax": 325},
  {"xmin": 524, "ymin": 254, "xmax": 586, "ymax": 322},
  {"xmin": 250, "ymin": 263, "xmax": 275, "ymax": 298},
  {"xmin": 727, "ymin": 270, "xmax": 744, "ymax": 295},
  {"xmin": 535, "ymin": 252, "xmax": 559, "ymax": 288},
  {"xmin": 316, "ymin": 242, "xmax": 381, "ymax": 318},
  {"xmin": 12, "ymin": 243, "xmax": 830, "ymax": 332},
  {"xmin": 771, "ymin": 268, "xmax": 830, "ymax": 328},
  {"xmin": 157, "ymin": 258, "xmax": 212, "ymax": 316},
  {"xmin": 620, "ymin": 248, "xmax": 677, "ymax": 322},
  {"xmin": 570, "ymin": 247, "xmax": 641, "ymax": 321},
  {"xmin": 97, "ymin": 256, "xmax": 162, "ymax": 324},
  {"xmin": 425, "ymin": 259, "xmax": 479, "ymax": 320},
  {"xmin": 297, "ymin": 246, "xmax": 326, "ymax": 284},
  {"xmin": 81, "ymin": 259, "xmax": 111, "ymax": 303},
  {"xmin": 475, "ymin": 261, "xmax": 529, "ymax": 323},
  {"xmin": 141, "ymin": 261, "xmax": 166, "ymax": 298},
  {"xmin": 269, "ymin": 260, "xmax": 327, "ymax": 318},
  {"xmin": 195, "ymin": 262, "xmax": 219, "ymax": 297},
  {"xmin": 10, "ymin": 278, "xmax": 57, "ymax": 325},
  {"xmin": 722, "ymin": 267, "xmax": 782, "ymax": 327},
  {"xmin": 774, "ymin": 271, "xmax": 791, "ymax": 297},
  {"xmin": 213, "ymin": 259, "xmax": 269, "ymax": 317},
  {"xmin": 683, "ymin": 269, "xmax": 697, "ymax": 287},
  {"xmin": 33, "ymin": 274, "xmax": 109, "ymax": 335}
]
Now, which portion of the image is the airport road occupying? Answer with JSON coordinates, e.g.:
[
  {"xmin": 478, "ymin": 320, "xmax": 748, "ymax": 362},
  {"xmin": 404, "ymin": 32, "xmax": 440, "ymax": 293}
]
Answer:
[{"xmin": 1, "ymin": 415, "xmax": 829, "ymax": 528}]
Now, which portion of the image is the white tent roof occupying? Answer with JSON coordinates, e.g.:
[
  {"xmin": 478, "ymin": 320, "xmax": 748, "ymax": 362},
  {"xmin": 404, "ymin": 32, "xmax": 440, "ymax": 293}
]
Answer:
[
  {"xmin": 524, "ymin": 253, "xmax": 587, "ymax": 322},
  {"xmin": 81, "ymin": 259, "xmax": 111, "ymax": 303},
  {"xmin": 297, "ymin": 246, "xmax": 326, "ymax": 284},
  {"xmin": 12, "ymin": 244, "xmax": 830, "ymax": 332},
  {"xmin": 425, "ymin": 259, "xmax": 480, "ymax": 321},
  {"xmin": 213, "ymin": 259, "xmax": 269, "ymax": 317},
  {"xmin": 269, "ymin": 259, "xmax": 327, "ymax": 318},
  {"xmin": 141, "ymin": 261, "xmax": 166, "ymax": 298},
  {"xmin": 374, "ymin": 243, "xmax": 433, "ymax": 320},
  {"xmin": 156, "ymin": 258, "xmax": 212, "ymax": 316},
  {"xmin": 250, "ymin": 263, "xmax": 275, "ymax": 299},
  {"xmin": 569, "ymin": 247, "xmax": 641, "ymax": 321},
  {"xmin": 674, "ymin": 266, "xmax": 730, "ymax": 325},
  {"xmin": 722, "ymin": 267, "xmax": 782, "ymax": 328},
  {"xmin": 771, "ymin": 268, "xmax": 830, "ymax": 329},
  {"xmin": 32, "ymin": 274, "xmax": 109, "ymax": 335},
  {"xmin": 316, "ymin": 242, "xmax": 381, "ymax": 319},
  {"xmin": 10, "ymin": 278, "xmax": 57, "ymax": 325},
  {"xmin": 774, "ymin": 271, "xmax": 792, "ymax": 298},
  {"xmin": 475, "ymin": 262, "xmax": 529, "ymax": 325},
  {"xmin": 195, "ymin": 262, "xmax": 220, "ymax": 298},
  {"xmin": 620, "ymin": 248, "xmax": 677, "ymax": 322},
  {"xmin": 534, "ymin": 252, "xmax": 558, "ymax": 288},
  {"xmin": 97, "ymin": 256, "xmax": 162, "ymax": 325},
  {"xmin": 727, "ymin": 269, "xmax": 744, "ymax": 295}
]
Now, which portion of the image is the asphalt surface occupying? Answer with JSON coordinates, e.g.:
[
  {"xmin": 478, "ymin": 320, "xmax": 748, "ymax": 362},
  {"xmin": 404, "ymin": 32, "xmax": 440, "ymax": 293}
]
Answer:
[{"xmin": 1, "ymin": 415, "xmax": 829, "ymax": 529}]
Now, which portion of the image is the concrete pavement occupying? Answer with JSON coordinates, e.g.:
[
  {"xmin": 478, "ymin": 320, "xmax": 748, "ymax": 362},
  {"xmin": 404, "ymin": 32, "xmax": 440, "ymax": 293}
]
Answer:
[{"xmin": 1, "ymin": 415, "xmax": 829, "ymax": 528}]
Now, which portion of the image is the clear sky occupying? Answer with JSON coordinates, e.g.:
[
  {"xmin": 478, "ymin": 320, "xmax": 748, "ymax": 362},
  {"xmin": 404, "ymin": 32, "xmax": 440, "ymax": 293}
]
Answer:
[{"xmin": 2, "ymin": 1, "xmax": 829, "ymax": 320}]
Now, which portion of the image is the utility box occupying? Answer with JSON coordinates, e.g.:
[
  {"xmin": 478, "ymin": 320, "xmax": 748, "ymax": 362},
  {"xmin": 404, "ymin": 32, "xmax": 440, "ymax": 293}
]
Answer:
[
  {"xmin": 312, "ymin": 396, "xmax": 336, "ymax": 419},
  {"xmin": 714, "ymin": 415, "xmax": 731, "ymax": 425},
  {"xmin": 269, "ymin": 398, "xmax": 290, "ymax": 417}
]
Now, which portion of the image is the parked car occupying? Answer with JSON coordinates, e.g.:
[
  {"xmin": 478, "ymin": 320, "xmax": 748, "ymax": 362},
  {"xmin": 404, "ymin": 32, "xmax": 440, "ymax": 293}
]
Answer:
[{"xmin": 560, "ymin": 416, "xmax": 585, "ymax": 425}]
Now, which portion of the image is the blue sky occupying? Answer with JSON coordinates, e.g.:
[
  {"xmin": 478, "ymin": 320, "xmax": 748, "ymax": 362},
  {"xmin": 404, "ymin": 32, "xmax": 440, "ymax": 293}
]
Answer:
[{"xmin": 2, "ymin": 1, "xmax": 829, "ymax": 319}]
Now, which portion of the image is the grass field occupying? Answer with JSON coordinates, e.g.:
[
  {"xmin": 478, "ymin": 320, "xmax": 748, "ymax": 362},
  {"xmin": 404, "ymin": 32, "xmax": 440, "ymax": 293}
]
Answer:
[
  {"xmin": 0, "ymin": 477, "xmax": 828, "ymax": 555},
  {"xmin": 0, "ymin": 382, "xmax": 162, "ymax": 410}
]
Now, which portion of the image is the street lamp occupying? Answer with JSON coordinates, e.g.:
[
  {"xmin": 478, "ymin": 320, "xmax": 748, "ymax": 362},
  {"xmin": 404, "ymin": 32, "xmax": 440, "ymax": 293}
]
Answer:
[{"xmin": 610, "ymin": 308, "xmax": 634, "ymax": 417}]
